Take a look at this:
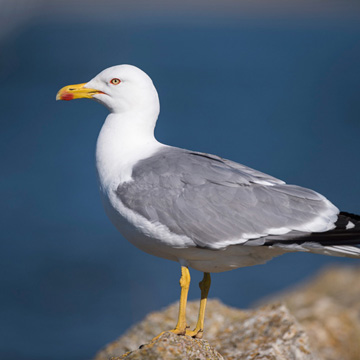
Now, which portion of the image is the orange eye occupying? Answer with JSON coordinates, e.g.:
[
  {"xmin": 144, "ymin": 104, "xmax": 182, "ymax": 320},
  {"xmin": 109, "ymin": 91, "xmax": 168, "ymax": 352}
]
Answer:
[{"xmin": 110, "ymin": 78, "xmax": 121, "ymax": 85}]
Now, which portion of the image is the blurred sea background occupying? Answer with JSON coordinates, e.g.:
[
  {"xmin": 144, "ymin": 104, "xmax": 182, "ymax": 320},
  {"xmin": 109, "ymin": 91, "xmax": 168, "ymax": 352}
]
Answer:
[{"xmin": 1, "ymin": 0, "xmax": 360, "ymax": 359}]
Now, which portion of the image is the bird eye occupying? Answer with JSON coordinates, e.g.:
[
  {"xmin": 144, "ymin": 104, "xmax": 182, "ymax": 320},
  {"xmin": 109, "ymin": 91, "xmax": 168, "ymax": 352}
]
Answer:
[{"xmin": 110, "ymin": 78, "xmax": 121, "ymax": 85}]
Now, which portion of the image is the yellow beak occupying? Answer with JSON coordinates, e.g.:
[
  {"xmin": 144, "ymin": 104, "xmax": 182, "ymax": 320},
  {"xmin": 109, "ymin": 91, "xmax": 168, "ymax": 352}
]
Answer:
[{"xmin": 56, "ymin": 83, "xmax": 104, "ymax": 101}]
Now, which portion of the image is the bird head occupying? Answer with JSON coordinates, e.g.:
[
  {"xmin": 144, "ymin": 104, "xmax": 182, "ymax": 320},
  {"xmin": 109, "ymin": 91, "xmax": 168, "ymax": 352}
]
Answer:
[{"xmin": 56, "ymin": 65, "xmax": 159, "ymax": 115}]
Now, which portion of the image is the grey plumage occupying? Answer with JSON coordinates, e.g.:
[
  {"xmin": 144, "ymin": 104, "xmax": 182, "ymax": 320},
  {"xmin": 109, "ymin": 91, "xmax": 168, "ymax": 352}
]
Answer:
[{"xmin": 116, "ymin": 147, "xmax": 348, "ymax": 251}]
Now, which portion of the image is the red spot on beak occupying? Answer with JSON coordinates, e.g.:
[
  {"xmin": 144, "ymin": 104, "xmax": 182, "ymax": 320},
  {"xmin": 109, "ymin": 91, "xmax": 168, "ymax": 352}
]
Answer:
[{"xmin": 62, "ymin": 92, "xmax": 74, "ymax": 101}]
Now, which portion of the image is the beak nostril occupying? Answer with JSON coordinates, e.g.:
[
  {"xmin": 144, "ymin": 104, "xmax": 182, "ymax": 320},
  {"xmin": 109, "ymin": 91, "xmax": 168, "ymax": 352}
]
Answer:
[{"xmin": 69, "ymin": 88, "xmax": 75, "ymax": 91}]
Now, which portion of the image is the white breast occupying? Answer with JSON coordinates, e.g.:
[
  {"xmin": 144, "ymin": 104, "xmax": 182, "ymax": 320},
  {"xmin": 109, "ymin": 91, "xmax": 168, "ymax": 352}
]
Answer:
[{"xmin": 95, "ymin": 112, "xmax": 197, "ymax": 262}]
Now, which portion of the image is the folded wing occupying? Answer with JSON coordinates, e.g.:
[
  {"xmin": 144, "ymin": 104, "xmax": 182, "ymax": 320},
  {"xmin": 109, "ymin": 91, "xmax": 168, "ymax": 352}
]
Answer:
[{"xmin": 117, "ymin": 147, "xmax": 341, "ymax": 250}]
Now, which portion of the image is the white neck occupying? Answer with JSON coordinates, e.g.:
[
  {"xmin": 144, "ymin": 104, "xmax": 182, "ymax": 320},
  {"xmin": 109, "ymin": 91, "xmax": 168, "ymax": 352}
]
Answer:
[{"xmin": 95, "ymin": 111, "xmax": 164, "ymax": 190}]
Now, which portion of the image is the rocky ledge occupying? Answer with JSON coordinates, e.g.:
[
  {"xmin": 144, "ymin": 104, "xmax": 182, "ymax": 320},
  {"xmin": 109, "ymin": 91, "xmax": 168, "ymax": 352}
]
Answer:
[{"xmin": 94, "ymin": 266, "xmax": 360, "ymax": 360}]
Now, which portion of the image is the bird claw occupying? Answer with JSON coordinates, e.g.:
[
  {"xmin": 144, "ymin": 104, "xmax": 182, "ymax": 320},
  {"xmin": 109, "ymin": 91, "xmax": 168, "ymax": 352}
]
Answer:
[
  {"xmin": 151, "ymin": 326, "xmax": 203, "ymax": 342},
  {"xmin": 151, "ymin": 328, "xmax": 186, "ymax": 342},
  {"xmin": 185, "ymin": 328, "xmax": 203, "ymax": 339}
]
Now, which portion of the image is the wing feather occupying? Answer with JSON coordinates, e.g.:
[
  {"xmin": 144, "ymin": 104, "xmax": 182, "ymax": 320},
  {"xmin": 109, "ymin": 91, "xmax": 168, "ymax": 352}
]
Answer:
[{"xmin": 117, "ymin": 147, "xmax": 339, "ymax": 249}]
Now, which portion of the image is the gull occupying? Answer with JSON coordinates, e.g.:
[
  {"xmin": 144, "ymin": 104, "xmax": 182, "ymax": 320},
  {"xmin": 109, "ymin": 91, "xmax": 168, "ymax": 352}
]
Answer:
[{"xmin": 56, "ymin": 65, "xmax": 360, "ymax": 339}]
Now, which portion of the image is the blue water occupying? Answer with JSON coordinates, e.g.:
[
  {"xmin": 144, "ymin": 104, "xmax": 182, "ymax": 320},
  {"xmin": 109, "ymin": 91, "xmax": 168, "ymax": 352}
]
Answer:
[{"xmin": 1, "ymin": 13, "xmax": 360, "ymax": 360}]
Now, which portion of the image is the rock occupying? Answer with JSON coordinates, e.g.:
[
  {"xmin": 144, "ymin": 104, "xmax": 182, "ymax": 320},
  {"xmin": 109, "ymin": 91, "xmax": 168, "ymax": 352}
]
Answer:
[
  {"xmin": 264, "ymin": 266, "xmax": 360, "ymax": 360},
  {"xmin": 109, "ymin": 332, "xmax": 224, "ymax": 360},
  {"xmin": 94, "ymin": 301, "xmax": 314, "ymax": 360},
  {"xmin": 210, "ymin": 303, "xmax": 314, "ymax": 360},
  {"xmin": 94, "ymin": 266, "xmax": 360, "ymax": 360}
]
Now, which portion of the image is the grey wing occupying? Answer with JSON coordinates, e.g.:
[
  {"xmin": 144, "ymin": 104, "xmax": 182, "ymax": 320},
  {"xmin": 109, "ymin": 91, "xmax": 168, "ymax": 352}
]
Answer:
[{"xmin": 117, "ymin": 147, "xmax": 339, "ymax": 249}]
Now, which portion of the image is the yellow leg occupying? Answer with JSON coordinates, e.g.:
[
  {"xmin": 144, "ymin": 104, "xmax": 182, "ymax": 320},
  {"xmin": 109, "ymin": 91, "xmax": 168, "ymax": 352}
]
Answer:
[
  {"xmin": 185, "ymin": 272, "xmax": 211, "ymax": 339},
  {"xmin": 152, "ymin": 266, "xmax": 190, "ymax": 341},
  {"xmin": 173, "ymin": 266, "xmax": 191, "ymax": 333}
]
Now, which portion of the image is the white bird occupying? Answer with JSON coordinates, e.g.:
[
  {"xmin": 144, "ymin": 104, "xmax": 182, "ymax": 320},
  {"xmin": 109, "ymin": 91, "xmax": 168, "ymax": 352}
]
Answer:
[{"xmin": 56, "ymin": 64, "xmax": 360, "ymax": 339}]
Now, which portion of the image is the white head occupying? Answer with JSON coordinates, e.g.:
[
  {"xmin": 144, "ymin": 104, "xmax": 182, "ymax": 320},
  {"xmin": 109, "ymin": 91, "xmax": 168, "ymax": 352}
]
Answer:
[{"xmin": 56, "ymin": 64, "xmax": 160, "ymax": 117}]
